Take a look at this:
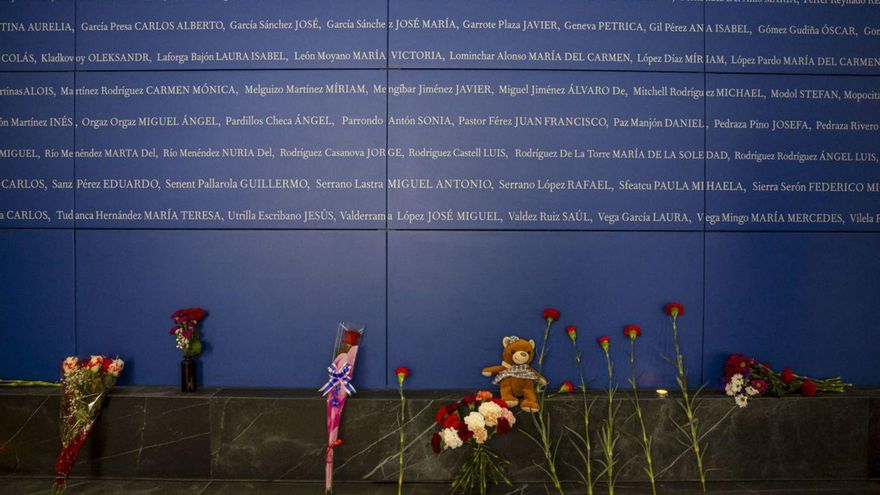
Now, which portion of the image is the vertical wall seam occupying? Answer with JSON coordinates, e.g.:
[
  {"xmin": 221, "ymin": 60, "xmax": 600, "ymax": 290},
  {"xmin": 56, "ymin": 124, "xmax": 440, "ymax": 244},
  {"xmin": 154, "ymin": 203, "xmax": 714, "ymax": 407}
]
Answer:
[
  {"xmin": 384, "ymin": 0, "xmax": 390, "ymax": 389},
  {"xmin": 700, "ymin": 0, "xmax": 708, "ymax": 384},
  {"xmin": 72, "ymin": 0, "xmax": 78, "ymax": 356}
]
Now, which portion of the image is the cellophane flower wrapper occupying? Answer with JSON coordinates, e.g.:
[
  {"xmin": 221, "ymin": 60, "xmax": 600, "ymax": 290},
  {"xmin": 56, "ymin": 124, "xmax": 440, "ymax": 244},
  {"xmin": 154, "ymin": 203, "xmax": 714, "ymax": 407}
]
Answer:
[
  {"xmin": 321, "ymin": 323, "xmax": 364, "ymax": 495},
  {"xmin": 52, "ymin": 356, "xmax": 123, "ymax": 495}
]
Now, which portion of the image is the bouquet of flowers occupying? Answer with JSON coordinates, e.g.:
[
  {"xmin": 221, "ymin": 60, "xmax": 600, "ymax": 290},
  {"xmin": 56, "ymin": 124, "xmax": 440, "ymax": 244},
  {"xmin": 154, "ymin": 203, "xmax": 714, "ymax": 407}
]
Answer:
[
  {"xmin": 169, "ymin": 307, "xmax": 207, "ymax": 356},
  {"xmin": 52, "ymin": 355, "xmax": 124, "ymax": 494},
  {"xmin": 431, "ymin": 391, "xmax": 516, "ymax": 495},
  {"xmin": 320, "ymin": 323, "xmax": 364, "ymax": 495},
  {"xmin": 723, "ymin": 353, "xmax": 851, "ymax": 407}
]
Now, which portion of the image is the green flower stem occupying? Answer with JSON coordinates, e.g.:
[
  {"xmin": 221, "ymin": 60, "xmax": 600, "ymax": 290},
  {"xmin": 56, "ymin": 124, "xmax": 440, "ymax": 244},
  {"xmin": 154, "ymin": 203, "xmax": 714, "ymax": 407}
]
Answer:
[
  {"xmin": 629, "ymin": 340, "xmax": 657, "ymax": 495},
  {"xmin": 571, "ymin": 342, "xmax": 594, "ymax": 495},
  {"xmin": 397, "ymin": 380, "xmax": 405, "ymax": 495},
  {"xmin": 537, "ymin": 318, "xmax": 552, "ymax": 371},
  {"xmin": 450, "ymin": 444, "xmax": 510, "ymax": 495},
  {"xmin": 0, "ymin": 379, "xmax": 60, "ymax": 387},
  {"xmin": 671, "ymin": 313, "xmax": 707, "ymax": 492},
  {"xmin": 530, "ymin": 387, "xmax": 565, "ymax": 494},
  {"xmin": 527, "ymin": 317, "xmax": 565, "ymax": 495},
  {"xmin": 599, "ymin": 348, "xmax": 617, "ymax": 495},
  {"xmin": 793, "ymin": 374, "xmax": 852, "ymax": 393}
]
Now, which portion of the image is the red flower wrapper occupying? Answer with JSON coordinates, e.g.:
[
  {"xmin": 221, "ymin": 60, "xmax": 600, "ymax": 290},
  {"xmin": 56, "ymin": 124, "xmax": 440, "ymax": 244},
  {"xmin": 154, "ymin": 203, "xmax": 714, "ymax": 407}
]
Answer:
[
  {"xmin": 52, "ymin": 355, "xmax": 124, "ymax": 494},
  {"xmin": 320, "ymin": 323, "xmax": 364, "ymax": 495}
]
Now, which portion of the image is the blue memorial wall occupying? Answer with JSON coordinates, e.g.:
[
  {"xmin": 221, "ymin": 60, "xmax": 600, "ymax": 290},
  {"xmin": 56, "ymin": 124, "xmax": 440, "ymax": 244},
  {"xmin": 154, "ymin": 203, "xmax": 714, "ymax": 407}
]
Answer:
[{"xmin": 1, "ymin": 0, "xmax": 879, "ymax": 389}]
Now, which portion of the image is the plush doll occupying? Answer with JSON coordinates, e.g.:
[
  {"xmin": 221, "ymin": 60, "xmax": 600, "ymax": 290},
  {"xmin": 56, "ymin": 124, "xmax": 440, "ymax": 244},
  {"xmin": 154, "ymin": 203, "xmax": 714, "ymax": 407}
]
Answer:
[{"xmin": 481, "ymin": 336, "xmax": 547, "ymax": 412}]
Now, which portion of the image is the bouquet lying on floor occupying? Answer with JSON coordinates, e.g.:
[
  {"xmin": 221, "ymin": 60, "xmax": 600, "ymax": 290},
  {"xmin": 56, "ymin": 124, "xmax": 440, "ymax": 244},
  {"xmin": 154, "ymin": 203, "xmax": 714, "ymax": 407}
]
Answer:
[
  {"xmin": 723, "ymin": 353, "xmax": 851, "ymax": 408},
  {"xmin": 52, "ymin": 355, "xmax": 124, "ymax": 495}
]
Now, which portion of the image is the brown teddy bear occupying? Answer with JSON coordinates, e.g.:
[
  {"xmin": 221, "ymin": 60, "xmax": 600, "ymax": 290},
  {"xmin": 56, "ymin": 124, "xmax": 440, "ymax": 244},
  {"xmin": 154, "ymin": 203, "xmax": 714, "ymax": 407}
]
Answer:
[{"xmin": 481, "ymin": 336, "xmax": 547, "ymax": 412}]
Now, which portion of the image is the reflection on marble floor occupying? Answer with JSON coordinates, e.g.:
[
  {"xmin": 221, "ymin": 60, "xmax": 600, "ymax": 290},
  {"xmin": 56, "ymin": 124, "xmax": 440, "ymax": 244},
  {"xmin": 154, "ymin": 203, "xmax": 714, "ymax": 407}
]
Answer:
[{"xmin": 2, "ymin": 479, "xmax": 880, "ymax": 495}]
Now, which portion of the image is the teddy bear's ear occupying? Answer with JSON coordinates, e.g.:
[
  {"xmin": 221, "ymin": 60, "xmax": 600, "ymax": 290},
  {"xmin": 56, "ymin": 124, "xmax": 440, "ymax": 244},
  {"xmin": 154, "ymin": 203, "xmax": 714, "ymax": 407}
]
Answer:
[
  {"xmin": 502, "ymin": 336, "xmax": 512, "ymax": 348},
  {"xmin": 528, "ymin": 339, "xmax": 536, "ymax": 349}
]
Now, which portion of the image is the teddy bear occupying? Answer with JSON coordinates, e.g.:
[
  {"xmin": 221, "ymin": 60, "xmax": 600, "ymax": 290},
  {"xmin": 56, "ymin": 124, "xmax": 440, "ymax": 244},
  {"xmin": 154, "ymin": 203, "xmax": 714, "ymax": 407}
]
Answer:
[{"xmin": 481, "ymin": 336, "xmax": 547, "ymax": 412}]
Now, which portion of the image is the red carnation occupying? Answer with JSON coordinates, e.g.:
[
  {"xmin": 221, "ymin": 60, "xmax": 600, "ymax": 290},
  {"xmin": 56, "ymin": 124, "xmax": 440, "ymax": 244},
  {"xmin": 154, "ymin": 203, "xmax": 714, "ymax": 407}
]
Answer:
[
  {"xmin": 186, "ymin": 308, "xmax": 206, "ymax": 321},
  {"xmin": 597, "ymin": 336, "xmax": 610, "ymax": 352},
  {"xmin": 664, "ymin": 302, "xmax": 685, "ymax": 317},
  {"xmin": 443, "ymin": 413, "xmax": 460, "ymax": 430},
  {"xmin": 435, "ymin": 407, "xmax": 448, "ymax": 425},
  {"xmin": 801, "ymin": 379, "xmax": 817, "ymax": 397},
  {"xmin": 566, "ymin": 325, "xmax": 577, "ymax": 343},
  {"xmin": 457, "ymin": 422, "xmax": 473, "ymax": 442},
  {"xmin": 173, "ymin": 308, "xmax": 206, "ymax": 322},
  {"xmin": 394, "ymin": 366, "xmax": 410, "ymax": 384},
  {"xmin": 781, "ymin": 367, "xmax": 795, "ymax": 384},
  {"xmin": 542, "ymin": 308, "xmax": 561, "ymax": 323},
  {"xmin": 492, "ymin": 398, "xmax": 508, "ymax": 409},
  {"xmin": 461, "ymin": 394, "xmax": 477, "ymax": 405},
  {"xmin": 624, "ymin": 325, "xmax": 641, "ymax": 341},
  {"xmin": 496, "ymin": 417, "xmax": 512, "ymax": 435},
  {"xmin": 431, "ymin": 432, "xmax": 442, "ymax": 454},
  {"xmin": 558, "ymin": 380, "xmax": 575, "ymax": 393},
  {"xmin": 100, "ymin": 358, "xmax": 113, "ymax": 372}
]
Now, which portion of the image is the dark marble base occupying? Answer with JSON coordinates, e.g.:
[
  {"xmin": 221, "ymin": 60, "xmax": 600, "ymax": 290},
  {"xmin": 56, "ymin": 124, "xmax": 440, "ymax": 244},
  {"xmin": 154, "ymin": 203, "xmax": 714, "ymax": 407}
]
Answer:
[
  {"xmin": 1, "ymin": 478, "xmax": 879, "ymax": 495},
  {"xmin": 1, "ymin": 387, "xmax": 877, "ymax": 484}
]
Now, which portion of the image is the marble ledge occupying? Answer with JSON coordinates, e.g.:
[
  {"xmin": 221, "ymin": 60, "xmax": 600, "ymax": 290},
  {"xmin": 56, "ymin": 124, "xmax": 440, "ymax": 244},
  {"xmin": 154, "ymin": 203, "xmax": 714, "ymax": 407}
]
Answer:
[
  {"xmin": 2, "ymin": 386, "xmax": 879, "ymax": 399},
  {"xmin": 1, "ymin": 385, "xmax": 876, "ymax": 482}
]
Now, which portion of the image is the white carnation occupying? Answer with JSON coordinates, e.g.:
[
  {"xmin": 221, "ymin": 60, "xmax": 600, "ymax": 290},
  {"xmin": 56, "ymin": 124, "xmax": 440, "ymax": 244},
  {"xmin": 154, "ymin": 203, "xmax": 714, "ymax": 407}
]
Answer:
[
  {"xmin": 441, "ymin": 427, "xmax": 463, "ymax": 449},
  {"xmin": 477, "ymin": 402, "xmax": 503, "ymax": 427},
  {"xmin": 464, "ymin": 411, "xmax": 486, "ymax": 432}
]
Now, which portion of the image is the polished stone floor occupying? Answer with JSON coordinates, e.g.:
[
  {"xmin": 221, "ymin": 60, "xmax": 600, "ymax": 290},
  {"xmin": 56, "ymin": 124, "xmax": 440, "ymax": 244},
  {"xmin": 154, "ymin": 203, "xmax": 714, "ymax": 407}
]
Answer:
[{"xmin": 2, "ymin": 478, "xmax": 880, "ymax": 494}]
